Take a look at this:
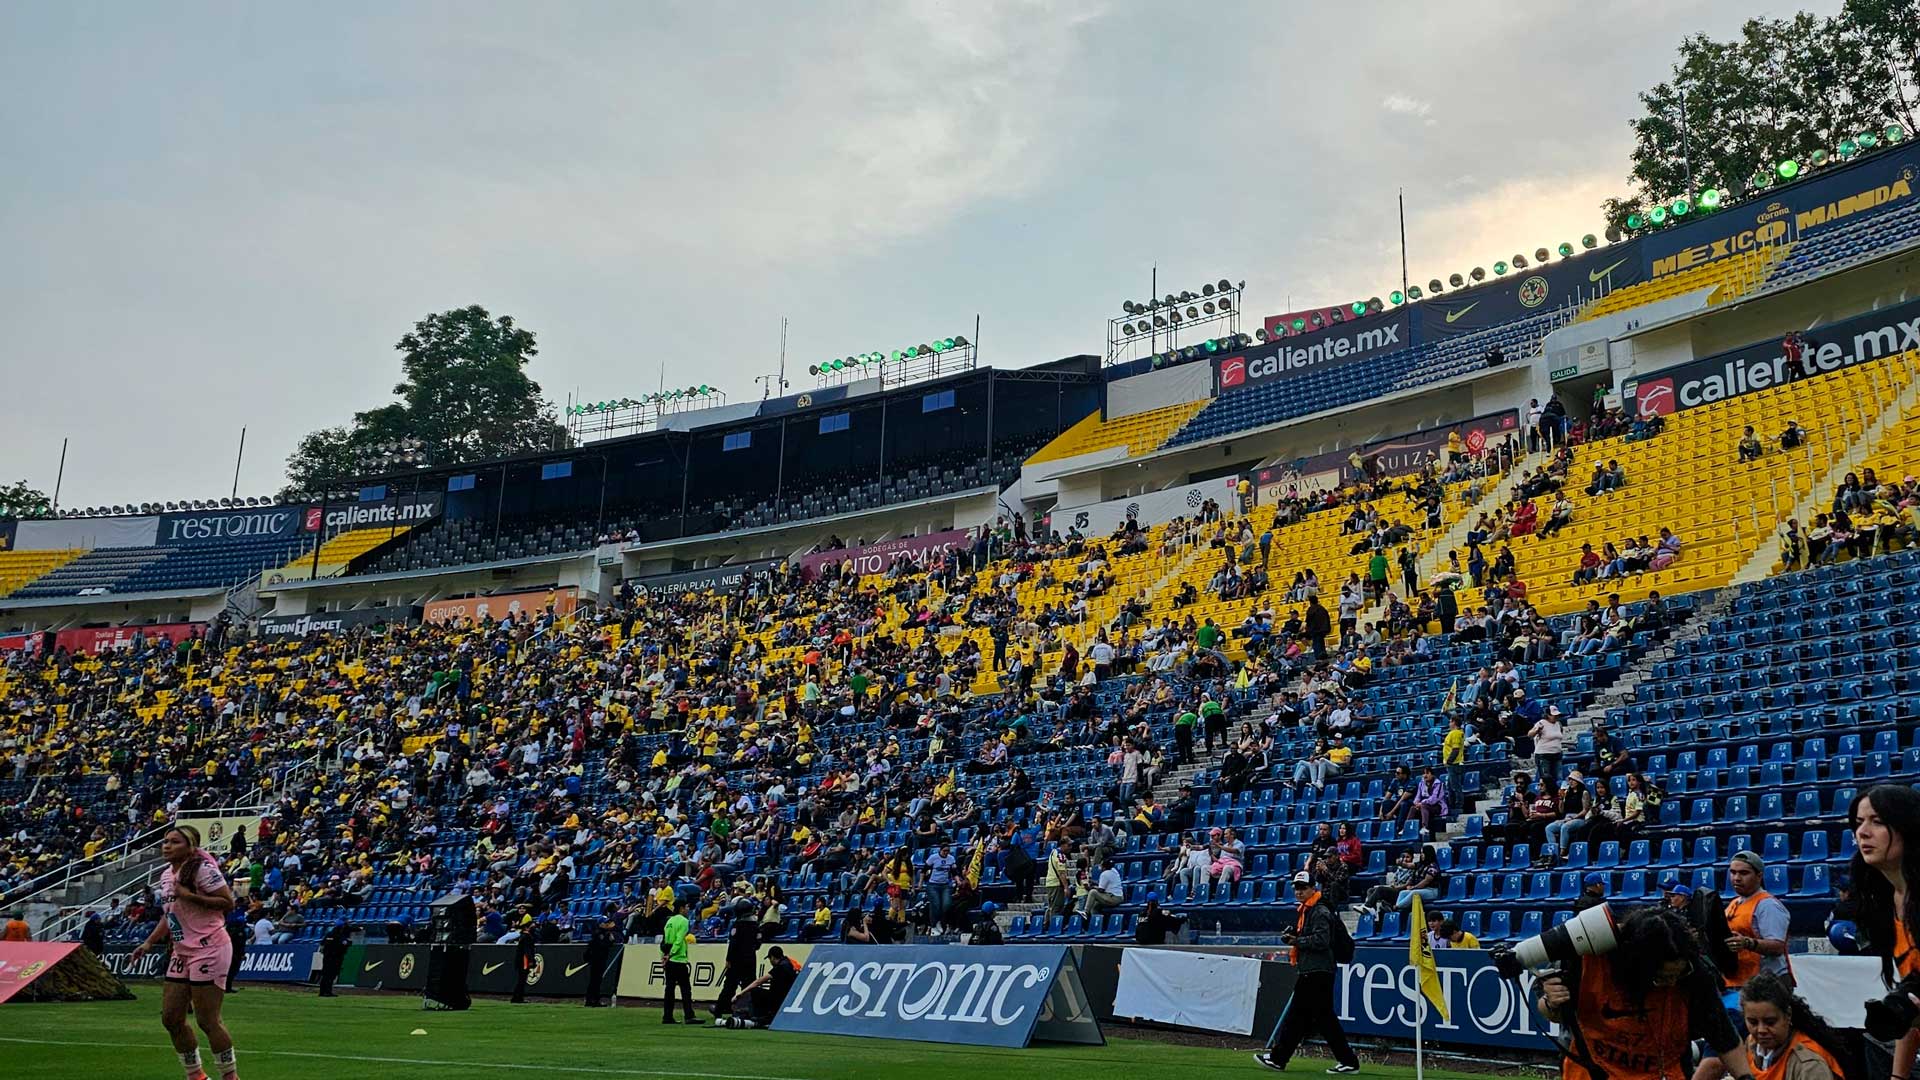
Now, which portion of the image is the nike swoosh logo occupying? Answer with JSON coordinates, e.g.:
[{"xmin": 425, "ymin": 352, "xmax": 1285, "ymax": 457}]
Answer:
[
  {"xmin": 1588, "ymin": 257, "xmax": 1629, "ymax": 284},
  {"xmin": 1444, "ymin": 302, "xmax": 1479, "ymax": 324},
  {"xmin": 566, "ymin": 963, "xmax": 588, "ymax": 977},
  {"xmin": 482, "ymin": 962, "xmax": 505, "ymax": 975},
  {"xmin": 362, "ymin": 961, "xmax": 382, "ymax": 972}
]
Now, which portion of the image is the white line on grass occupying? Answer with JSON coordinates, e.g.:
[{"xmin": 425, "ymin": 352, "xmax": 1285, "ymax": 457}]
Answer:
[{"xmin": 0, "ymin": 1037, "xmax": 810, "ymax": 1080}]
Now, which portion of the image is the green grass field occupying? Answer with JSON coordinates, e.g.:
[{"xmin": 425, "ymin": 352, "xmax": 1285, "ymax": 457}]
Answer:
[{"xmin": 2, "ymin": 988, "xmax": 1507, "ymax": 1080}]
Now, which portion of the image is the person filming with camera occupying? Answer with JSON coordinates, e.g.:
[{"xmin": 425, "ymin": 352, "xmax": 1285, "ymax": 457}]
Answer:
[
  {"xmin": 1848, "ymin": 785, "xmax": 1920, "ymax": 1080},
  {"xmin": 1529, "ymin": 905, "xmax": 1753, "ymax": 1080}
]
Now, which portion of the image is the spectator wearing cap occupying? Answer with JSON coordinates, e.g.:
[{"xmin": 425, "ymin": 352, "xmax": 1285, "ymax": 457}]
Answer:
[
  {"xmin": 1575, "ymin": 872, "xmax": 1608, "ymax": 911},
  {"xmin": 1723, "ymin": 851, "xmax": 1791, "ymax": 988},
  {"xmin": 1257, "ymin": 871, "xmax": 1360, "ymax": 1074}
]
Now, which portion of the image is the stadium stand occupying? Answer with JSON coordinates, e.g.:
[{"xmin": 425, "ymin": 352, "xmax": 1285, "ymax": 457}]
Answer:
[
  {"xmin": 0, "ymin": 549, "xmax": 85, "ymax": 598},
  {"xmin": 1025, "ymin": 400, "xmax": 1208, "ymax": 465},
  {"xmin": 268, "ymin": 525, "xmax": 415, "ymax": 578},
  {"xmin": 1767, "ymin": 195, "xmax": 1920, "ymax": 287},
  {"xmin": 11, "ymin": 533, "xmax": 311, "ymax": 598},
  {"xmin": 1577, "ymin": 246, "xmax": 1786, "ymax": 323}
]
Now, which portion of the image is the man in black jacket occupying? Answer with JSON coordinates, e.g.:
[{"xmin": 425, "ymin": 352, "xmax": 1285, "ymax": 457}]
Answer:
[
  {"xmin": 583, "ymin": 912, "xmax": 616, "ymax": 1007},
  {"xmin": 1303, "ymin": 598, "xmax": 1332, "ymax": 660},
  {"xmin": 711, "ymin": 899, "xmax": 760, "ymax": 1017},
  {"xmin": 317, "ymin": 921, "xmax": 351, "ymax": 997},
  {"xmin": 1257, "ymin": 872, "xmax": 1360, "ymax": 1073}
]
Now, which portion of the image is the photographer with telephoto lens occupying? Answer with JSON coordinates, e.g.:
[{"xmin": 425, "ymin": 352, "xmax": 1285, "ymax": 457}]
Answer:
[
  {"xmin": 1524, "ymin": 905, "xmax": 1753, "ymax": 1080},
  {"xmin": 1847, "ymin": 785, "xmax": 1920, "ymax": 1080}
]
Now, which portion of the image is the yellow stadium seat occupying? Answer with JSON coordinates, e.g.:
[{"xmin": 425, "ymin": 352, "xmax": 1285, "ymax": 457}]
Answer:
[{"xmin": 1025, "ymin": 399, "xmax": 1209, "ymax": 466}]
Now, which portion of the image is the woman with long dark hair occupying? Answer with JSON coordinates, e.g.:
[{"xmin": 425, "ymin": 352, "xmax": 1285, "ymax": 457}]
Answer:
[
  {"xmin": 129, "ymin": 825, "xmax": 241, "ymax": 1080},
  {"xmin": 1739, "ymin": 972, "xmax": 1853, "ymax": 1080},
  {"xmin": 1536, "ymin": 906, "xmax": 1752, "ymax": 1080},
  {"xmin": 1849, "ymin": 785, "xmax": 1920, "ymax": 1080}
]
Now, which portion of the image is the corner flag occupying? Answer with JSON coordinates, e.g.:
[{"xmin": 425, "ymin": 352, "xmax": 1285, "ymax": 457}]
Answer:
[{"xmin": 1408, "ymin": 892, "xmax": 1448, "ymax": 1021}]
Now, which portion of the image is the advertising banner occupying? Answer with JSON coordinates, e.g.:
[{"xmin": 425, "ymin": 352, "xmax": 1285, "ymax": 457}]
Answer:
[
  {"xmin": 53, "ymin": 622, "xmax": 204, "ymax": 656},
  {"xmin": 1217, "ymin": 310, "xmax": 1413, "ymax": 393},
  {"xmin": 316, "ymin": 492, "xmax": 443, "ymax": 534},
  {"xmin": 615, "ymin": 941, "xmax": 812, "ymax": 1001},
  {"xmin": 157, "ymin": 505, "xmax": 316, "ymax": 546},
  {"xmin": 1419, "ymin": 241, "xmax": 1645, "ymax": 339},
  {"xmin": 0, "ymin": 632, "xmax": 45, "ymax": 656},
  {"xmin": 630, "ymin": 560, "xmax": 782, "ymax": 600},
  {"xmin": 177, "ymin": 812, "xmax": 264, "ymax": 855},
  {"xmin": 0, "ymin": 943, "xmax": 81, "ymax": 1004},
  {"xmin": 1255, "ymin": 409, "xmax": 1521, "ymax": 493},
  {"xmin": 1641, "ymin": 142, "xmax": 1919, "ymax": 278},
  {"xmin": 772, "ymin": 944, "xmax": 1104, "ymax": 1048},
  {"xmin": 1623, "ymin": 296, "xmax": 1920, "ymax": 417},
  {"xmin": 100, "ymin": 945, "xmax": 168, "ymax": 981},
  {"xmin": 797, "ymin": 530, "xmax": 969, "ymax": 582},
  {"xmin": 0, "ymin": 518, "xmax": 14, "ymax": 551},
  {"xmin": 423, "ymin": 587, "xmax": 578, "ymax": 625},
  {"xmin": 233, "ymin": 944, "xmax": 318, "ymax": 983},
  {"xmin": 254, "ymin": 606, "xmax": 420, "ymax": 640},
  {"xmin": 13, "ymin": 514, "xmax": 160, "ymax": 552},
  {"xmin": 358, "ymin": 944, "xmax": 428, "ymax": 990},
  {"xmin": 1056, "ymin": 477, "xmax": 1241, "ymax": 539},
  {"xmin": 1335, "ymin": 946, "xmax": 1557, "ymax": 1051},
  {"xmin": 1111, "ymin": 948, "xmax": 1261, "ymax": 1035},
  {"xmin": 464, "ymin": 943, "xmax": 604, "ymax": 997}
]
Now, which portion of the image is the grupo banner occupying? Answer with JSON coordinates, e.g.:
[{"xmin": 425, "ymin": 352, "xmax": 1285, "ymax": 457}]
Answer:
[
  {"xmin": 423, "ymin": 587, "xmax": 578, "ymax": 625},
  {"xmin": 1217, "ymin": 310, "xmax": 1413, "ymax": 393},
  {"xmin": 615, "ymin": 941, "xmax": 811, "ymax": 1002},
  {"xmin": 1623, "ymin": 295, "xmax": 1920, "ymax": 417},
  {"xmin": 254, "ymin": 606, "xmax": 420, "ymax": 639},
  {"xmin": 1334, "ymin": 946, "xmax": 1557, "ymax": 1051},
  {"xmin": 53, "ymin": 622, "xmax": 203, "ymax": 656},
  {"xmin": 1055, "ymin": 477, "xmax": 1239, "ymax": 539},
  {"xmin": 772, "ymin": 944, "xmax": 1104, "ymax": 1049},
  {"xmin": 157, "ymin": 505, "xmax": 316, "ymax": 546},
  {"xmin": 797, "ymin": 530, "xmax": 969, "ymax": 582}
]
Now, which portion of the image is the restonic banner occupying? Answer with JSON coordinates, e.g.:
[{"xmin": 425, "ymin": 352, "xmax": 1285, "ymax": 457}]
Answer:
[
  {"xmin": 1623, "ymin": 296, "xmax": 1920, "ymax": 417},
  {"xmin": 1217, "ymin": 310, "xmax": 1413, "ymax": 392},
  {"xmin": 772, "ymin": 944, "xmax": 1104, "ymax": 1048},
  {"xmin": 157, "ymin": 505, "xmax": 316, "ymax": 546},
  {"xmin": 1334, "ymin": 945, "xmax": 1556, "ymax": 1051}
]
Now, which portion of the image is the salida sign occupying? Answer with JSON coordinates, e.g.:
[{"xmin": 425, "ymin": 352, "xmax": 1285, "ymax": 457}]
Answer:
[{"xmin": 773, "ymin": 945, "xmax": 1104, "ymax": 1049}]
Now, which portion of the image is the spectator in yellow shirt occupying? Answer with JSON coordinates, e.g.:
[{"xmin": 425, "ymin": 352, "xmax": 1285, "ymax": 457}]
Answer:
[{"xmin": 1441, "ymin": 715, "xmax": 1467, "ymax": 808}]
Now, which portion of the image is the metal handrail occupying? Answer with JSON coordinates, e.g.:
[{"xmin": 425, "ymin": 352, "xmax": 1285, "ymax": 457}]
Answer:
[{"xmin": 1, "ymin": 823, "xmax": 170, "ymax": 909}]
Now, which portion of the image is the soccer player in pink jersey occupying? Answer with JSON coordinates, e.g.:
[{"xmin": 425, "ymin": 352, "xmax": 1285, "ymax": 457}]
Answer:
[{"xmin": 130, "ymin": 825, "xmax": 242, "ymax": 1080}]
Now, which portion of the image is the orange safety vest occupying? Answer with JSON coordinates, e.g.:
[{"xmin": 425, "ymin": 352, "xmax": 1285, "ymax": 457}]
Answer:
[
  {"xmin": 1291, "ymin": 894, "xmax": 1317, "ymax": 966},
  {"xmin": 1751, "ymin": 1031, "xmax": 1846, "ymax": 1080},
  {"xmin": 1564, "ymin": 953, "xmax": 1691, "ymax": 1080},
  {"xmin": 1726, "ymin": 890, "xmax": 1786, "ymax": 988},
  {"xmin": 1895, "ymin": 918, "xmax": 1920, "ymax": 980}
]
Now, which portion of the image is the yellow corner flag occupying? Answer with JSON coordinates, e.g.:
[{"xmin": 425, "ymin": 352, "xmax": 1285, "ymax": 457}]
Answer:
[{"xmin": 1408, "ymin": 892, "xmax": 1449, "ymax": 1021}]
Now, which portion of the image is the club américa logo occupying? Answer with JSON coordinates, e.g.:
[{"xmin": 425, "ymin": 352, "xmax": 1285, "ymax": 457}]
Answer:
[{"xmin": 1518, "ymin": 276, "xmax": 1550, "ymax": 308}]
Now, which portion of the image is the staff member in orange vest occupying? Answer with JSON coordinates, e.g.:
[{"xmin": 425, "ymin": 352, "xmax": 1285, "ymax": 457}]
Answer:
[
  {"xmin": 1848, "ymin": 785, "xmax": 1920, "ymax": 1080},
  {"xmin": 1256, "ymin": 871, "xmax": 1359, "ymax": 1074},
  {"xmin": 1739, "ymin": 973, "xmax": 1850, "ymax": 1080},
  {"xmin": 1700, "ymin": 852, "xmax": 1796, "ymax": 1080},
  {"xmin": 1535, "ymin": 906, "xmax": 1753, "ymax": 1080}
]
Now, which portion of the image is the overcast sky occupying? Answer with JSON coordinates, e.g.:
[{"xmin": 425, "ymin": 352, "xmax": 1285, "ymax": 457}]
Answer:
[{"xmin": 0, "ymin": 0, "xmax": 1835, "ymax": 509}]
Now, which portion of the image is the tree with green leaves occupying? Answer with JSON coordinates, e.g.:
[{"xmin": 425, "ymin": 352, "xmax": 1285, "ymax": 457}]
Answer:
[
  {"xmin": 1601, "ymin": 4, "xmax": 1914, "ymax": 233},
  {"xmin": 282, "ymin": 306, "xmax": 567, "ymax": 498},
  {"xmin": 0, "ymin": 480, "xmax": 52, "ymax": 520}
]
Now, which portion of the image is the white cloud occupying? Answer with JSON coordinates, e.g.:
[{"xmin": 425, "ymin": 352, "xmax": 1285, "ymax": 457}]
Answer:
[{"xmin": 1381, "ymin": 93, "xmax": 1436, "ymax": 124}]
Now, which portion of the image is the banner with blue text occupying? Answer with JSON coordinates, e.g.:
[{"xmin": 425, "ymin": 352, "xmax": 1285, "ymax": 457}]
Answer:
[{"xmin": 1335, "ymin": 946, "xmax": 1557, "ymax": 1051}]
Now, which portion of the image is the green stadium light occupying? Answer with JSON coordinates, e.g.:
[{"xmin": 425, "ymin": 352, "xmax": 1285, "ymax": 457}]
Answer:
[
  {"xmin": 1558, "ymin": 242, "xmax": 1575, "ymax": 257},
  {"xmin": 1777, "ymin": 159, "xmax": 1800, "ymax": 179},
  {"xmin": 1582, "ymin": 234, "xmax": 1598, "ymax": 249},
  {"xmin": 1670, "ymin": 197, "xmax": 1690, "ymax": 217},
  {"xmin": 1811, "ymin": 149, "xmax": 1829, "ymax": 167},
  {"xmin": 1292, "ymin": 318, "xmax": 1306, "ymax": 331},
  {"xmin": 1350, "ymin": 301, "xmax": 1366, "ymax": 315},
  {"xmin": 1389, "ymin": 290, "xmax": 1405, "ymax": 305},
  {"xmin": 1407, "ymin": 286, "xmax": 1423, "ymax": 300},
  {"xmin": 1494, "ymin": 261, "xmax": 1508, "ymax": 275},
  {"xmin": 1649, "ymin": 206, "xmax": 1668, "ymax": 225},
  {"xmin": 1859, "ymin": 131, "xmax": 1880, "ymax": 150},
  {"xmin": 1626, "ymin": 213, "xmax": 1644, "ymax": 230},
  {"xmin": 1839, "ymin": 138, "xmax": 1859, "ymax": 159},
  {"xmin": 1700, "ymin": 188, "xmax": 1722, "ymax": 209},
  {"xmin": 830, "ymin": 359, "xmax": 843, "ymax": 371},
  {"xmin": 1888, "ymin": 124, "xmax": 1905, "ymax": 143}
]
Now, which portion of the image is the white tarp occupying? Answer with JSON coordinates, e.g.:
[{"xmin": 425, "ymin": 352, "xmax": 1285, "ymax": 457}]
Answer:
[
  {"xmin": 1107, "ymin": 361, "xmax": 1213, "ymax": 421},
  {"xmin": 1054, "ymin": 477, "xmax": 1239, "ymax": 537},
  {"xmin": 14, "ymin": 515, "xmax": 160, "ymax": 551},
  {"xmin": 1792, "ymin": 954, "xmax": 1883, "ymax": 1029},
  {"xmin": 1111, "ymin": 948, "xmax": 1261, "ymax": 1035}
]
